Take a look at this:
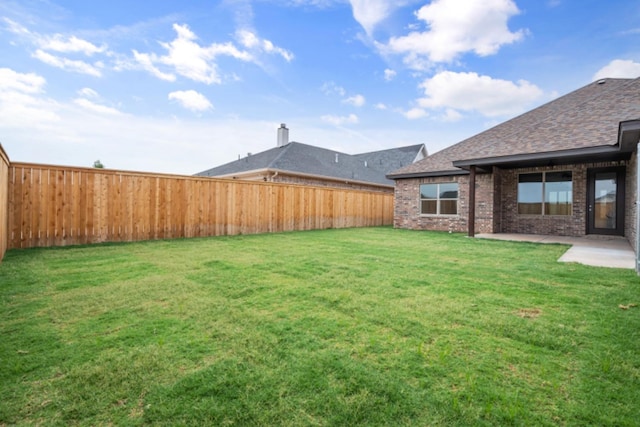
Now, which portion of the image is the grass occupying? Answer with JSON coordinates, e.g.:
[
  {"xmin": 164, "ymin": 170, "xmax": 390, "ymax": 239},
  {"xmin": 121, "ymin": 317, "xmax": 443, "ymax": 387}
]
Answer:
[{"xmin": 1, "ymin": 227, "xmax": 639, "ymax": 426}]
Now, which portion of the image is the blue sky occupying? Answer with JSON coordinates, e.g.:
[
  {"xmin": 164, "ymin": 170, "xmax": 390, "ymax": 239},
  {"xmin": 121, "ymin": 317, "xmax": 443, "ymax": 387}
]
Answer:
[{"xmin": 1, "ymin": 0, "xmax": 639, "ymax": 174}]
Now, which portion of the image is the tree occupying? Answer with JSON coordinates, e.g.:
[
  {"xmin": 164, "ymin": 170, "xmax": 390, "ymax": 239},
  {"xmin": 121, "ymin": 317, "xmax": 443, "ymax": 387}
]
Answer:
[{"xmin": 93, "ymin": 160, "xmax": 104, "ymax": 169}]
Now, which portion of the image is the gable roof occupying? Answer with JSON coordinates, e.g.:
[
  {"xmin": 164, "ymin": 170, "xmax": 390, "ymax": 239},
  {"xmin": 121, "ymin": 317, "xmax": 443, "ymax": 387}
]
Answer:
[
  {"xmin": 388, "ymin": 77, "xmax": 640, "ymax": 178},
  {"xmin": 196, "ymin": 142, "xmax": 426, "ymax": 187}
]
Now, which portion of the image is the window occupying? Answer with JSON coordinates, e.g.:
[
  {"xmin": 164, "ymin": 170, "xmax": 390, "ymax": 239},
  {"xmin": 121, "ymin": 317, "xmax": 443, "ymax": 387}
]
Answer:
[
  {"xmin": 420, "ymin": 183, "xmax": 458, "ymax": 215},
  {"xmin": 518, "ymin": 171, "xmax": 572, "ymax": 215}
]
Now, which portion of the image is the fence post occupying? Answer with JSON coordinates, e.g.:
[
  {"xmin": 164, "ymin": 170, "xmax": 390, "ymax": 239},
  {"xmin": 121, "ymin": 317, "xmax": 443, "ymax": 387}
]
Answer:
[{"xmin": 0, "ymin": 145, "xmax": 10, "ymax": 261}]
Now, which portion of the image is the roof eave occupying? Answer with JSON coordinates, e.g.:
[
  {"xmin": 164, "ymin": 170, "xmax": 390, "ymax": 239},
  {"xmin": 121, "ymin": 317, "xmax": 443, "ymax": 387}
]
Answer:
[
  {"xmin": 387, "ymin": 169, "xmax": 469, "ymax": 180},
  {"xmin": 452, "ymin": 145, "xmax": 631, "ymax": 170},
  {"xmin": 618, "ymin": 119, "xmax": 640, "ymax": 151}
]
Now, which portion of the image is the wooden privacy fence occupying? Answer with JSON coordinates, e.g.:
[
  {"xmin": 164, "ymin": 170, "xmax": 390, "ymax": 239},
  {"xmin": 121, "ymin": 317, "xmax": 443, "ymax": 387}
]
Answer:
[
  {"xmin": 0, "ymin": 147, "xmax": 9, "ymax": 259},
  {"xmin": 8, "ymin": 162, "xmax": 394, "ymax": 249}
]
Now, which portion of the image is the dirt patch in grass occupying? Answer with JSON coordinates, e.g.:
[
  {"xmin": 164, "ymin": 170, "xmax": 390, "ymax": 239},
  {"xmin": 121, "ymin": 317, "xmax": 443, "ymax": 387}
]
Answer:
[{"xmin": 514, "ymin": 308, "xmax": 542, "ymax": 318}]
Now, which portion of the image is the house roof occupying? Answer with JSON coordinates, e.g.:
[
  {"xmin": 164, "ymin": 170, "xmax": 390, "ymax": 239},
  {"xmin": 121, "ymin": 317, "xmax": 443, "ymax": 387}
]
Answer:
[
  {"xmin": 353, "ymin": 144, "xmax": 426, "ymax": 172},
  {"xmin": 388, "ymin": 77, "xmax": 640, "ymax": 179},
  {"xmin": 196, "ymin": 141, "xmax": 426, "ymax": 187}
]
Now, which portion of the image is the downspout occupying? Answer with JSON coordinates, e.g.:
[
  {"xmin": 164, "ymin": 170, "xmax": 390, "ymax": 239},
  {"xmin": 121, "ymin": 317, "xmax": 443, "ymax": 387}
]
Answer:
[
  {"xmin": 271, "ymin": 171, "xmax": 279, "ymax": 182},
  {"xmin": 468, "ymin": 166, "xmax": 476, "ymax": 237},
  {"xmin": 636, "ymin": 149, "xmax": 640, "ymax": 274}
]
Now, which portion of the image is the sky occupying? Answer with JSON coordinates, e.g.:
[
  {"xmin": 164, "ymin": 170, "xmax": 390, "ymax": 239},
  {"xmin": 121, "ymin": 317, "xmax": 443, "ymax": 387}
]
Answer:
[{"xmin": 1, "ymin": 0, "xmax": 639, "ymax": 175}]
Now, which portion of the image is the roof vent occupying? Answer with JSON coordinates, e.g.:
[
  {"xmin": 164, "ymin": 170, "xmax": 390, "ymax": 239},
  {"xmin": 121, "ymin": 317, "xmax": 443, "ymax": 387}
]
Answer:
[
  {"xmin": 597, "ymin": 79, "xmax": 606, "ymax": 85},
  {"xmin": 335, "ymin": 153, "xmax": 339, "ymax": 163}
]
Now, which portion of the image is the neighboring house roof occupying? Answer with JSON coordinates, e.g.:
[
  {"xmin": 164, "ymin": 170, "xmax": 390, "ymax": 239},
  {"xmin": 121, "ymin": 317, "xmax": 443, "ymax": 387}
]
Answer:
[
  {"xmin": 353, "ymin": 144, "xmax": 427, "ymax": 172},
  {"xmin": 388, "ymin": 77, "xmax": 640, "ymax": 179},
  {"xmin": 196, "ymin": 142, "xmax": 426, "ymax": 187}
]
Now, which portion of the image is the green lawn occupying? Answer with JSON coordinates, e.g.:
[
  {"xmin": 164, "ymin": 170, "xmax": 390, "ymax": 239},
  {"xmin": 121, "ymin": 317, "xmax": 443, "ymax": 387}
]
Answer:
[{"xmin": 1, "ymin": 227, "xmax": 639, "ymax": 426}]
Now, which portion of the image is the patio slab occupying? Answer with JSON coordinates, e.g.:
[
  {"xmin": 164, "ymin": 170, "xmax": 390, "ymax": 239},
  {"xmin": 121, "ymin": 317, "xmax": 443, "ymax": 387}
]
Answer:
[{"xmin": 475, "ymin": 233, "xmax": 636, "ymax": 269}]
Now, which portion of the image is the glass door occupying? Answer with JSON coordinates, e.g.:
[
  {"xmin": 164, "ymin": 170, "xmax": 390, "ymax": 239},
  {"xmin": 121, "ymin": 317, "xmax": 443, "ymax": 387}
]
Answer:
[{"xmin": 587, "ymin": 167, "xmax": 625, "ymax": 235}]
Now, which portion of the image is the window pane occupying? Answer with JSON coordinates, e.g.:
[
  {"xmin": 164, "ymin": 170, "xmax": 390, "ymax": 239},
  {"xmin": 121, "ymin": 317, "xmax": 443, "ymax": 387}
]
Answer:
[
  {"xmin": 439, "ymin": 183, "xmax": 458, "ymax": 199},
  {"xmin": 519, "ymin": 173, "xmax": 542, "ymax": 183},
  {"xmin": 420, "ymin": 184, "xmax": 437, "ymax": 199},
  {"xmin": 421, "ymin": 200, "xmax": 437, "ymax": 214},
  {"xmin": 440, "ymin": 200, "xmax": 457, "ymax": 215},
  {"xmin": 546, "ymin": 171, "xmax": 572, "ymax": 182},
  {"xmin": 546, "ymin": 202, "xmax": 572, "ymax": 215},
  {"xmin": 518, "ymin": 173, "xmax": 542, "ymax": 214},
  {"xmin": 545, "ymin": 172, "xmax": 572, "ymax": 215},
  {"xmin": 519, "ymin": 202, "xmax": 542, "ymax": 215},
  {"xmin": 594, "ymin": 172, "xmax": 617, "ymax": 229}
]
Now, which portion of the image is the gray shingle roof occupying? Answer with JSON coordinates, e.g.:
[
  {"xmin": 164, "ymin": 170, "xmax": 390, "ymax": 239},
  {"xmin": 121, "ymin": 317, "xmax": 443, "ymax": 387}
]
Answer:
[
  {"xmin": 196, "ymin": 142, "xmax": 425, "ymax": 186},
  {"xmin": 353, "ymin": 144, "xmax": 426, "ymax": 172},
  {"xmin": 388, "ymin": 77, "xmax": 640, "ymax": 177}
]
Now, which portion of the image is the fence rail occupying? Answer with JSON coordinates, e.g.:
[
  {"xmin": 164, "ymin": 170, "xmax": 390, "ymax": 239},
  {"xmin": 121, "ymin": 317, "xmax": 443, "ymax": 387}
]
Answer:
[{"xmin": 8, "ymin": 162, "xmax": 394, "ymax": 249}]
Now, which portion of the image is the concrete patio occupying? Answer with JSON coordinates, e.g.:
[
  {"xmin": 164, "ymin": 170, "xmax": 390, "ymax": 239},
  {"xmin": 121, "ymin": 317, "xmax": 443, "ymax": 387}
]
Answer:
[{"xmin": 475, "ymin": 233, "xmax": 636, "ymax": 269}]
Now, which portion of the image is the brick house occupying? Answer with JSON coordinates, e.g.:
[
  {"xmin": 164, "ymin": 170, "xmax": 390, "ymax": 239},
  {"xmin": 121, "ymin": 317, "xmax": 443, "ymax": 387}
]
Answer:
[
  {"xmin": 197, "ymin": 124, "xmax": 427, "ymax": 193},
  {"xmin": 387, "ymin": 77, "xmax": 640, "ymax": 248}
]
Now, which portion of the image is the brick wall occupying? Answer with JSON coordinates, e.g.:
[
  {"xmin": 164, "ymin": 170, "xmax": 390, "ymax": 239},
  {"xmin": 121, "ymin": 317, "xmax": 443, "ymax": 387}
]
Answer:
[
  {"xmin": 394, "ymin": 159, "xmax": 633, "ymax": 237},
  {"xmin": 625, "ymin": 150, "xmax": 637, "ymax": 248},
  {"xmin": 499, "ymin": 161, "xmax": 628, "ymax": 236},
  {"xmin": 499, "ymin": 165, "xmax": 587, "ymax": 236},
  {"xmin": 273, "ymin": 174, "xmax": 393, "ymax": 193},
  {"xmin": 492, "ymin": 167, "xmax": 503, "ymax": 233},
  {"xmin": 236, "ymin": 171, "xmax": 392, "ymax": 193},
  {"xmin": 392, "ymin": 173, "xmax": 497, "ymax": 234}
]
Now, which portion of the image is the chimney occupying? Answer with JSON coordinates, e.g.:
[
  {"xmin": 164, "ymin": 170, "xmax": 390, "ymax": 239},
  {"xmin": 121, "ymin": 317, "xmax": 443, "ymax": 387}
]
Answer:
[{"xmin": 277, "ymin": 123, "xmax": 289, "ymax": 147}]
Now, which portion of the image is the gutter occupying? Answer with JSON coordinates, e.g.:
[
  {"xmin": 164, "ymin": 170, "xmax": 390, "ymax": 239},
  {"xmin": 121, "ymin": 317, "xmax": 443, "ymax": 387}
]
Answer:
[
  {"xmin": 386, "ymin": 169, "xmax": 469, "ymax": 180},
  {"xmin": 452, "ymin": 145, "xmax": 626, "ymax": 170},
  {"xmin": 636, "ymin": 151, "xmax": 640, "ymax": 274}
]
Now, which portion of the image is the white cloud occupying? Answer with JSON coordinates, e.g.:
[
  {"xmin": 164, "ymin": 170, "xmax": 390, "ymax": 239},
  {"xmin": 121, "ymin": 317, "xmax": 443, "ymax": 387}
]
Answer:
[
  {"xmin": 73, "ymin": 98, "xmax": 123, "ymax": 115},
  {"xmin": 593, "ymin": 59, "xmax": 640, "ymax": 81},
  {"xmin": 78, "ymin": 87, "xmax": 99, "ymax": 98},
  {"xmin": 343, "ymin": 94, "xmax": 366, "ymax": 107},
  {"xmin": 349, "ymin": 0, "xmax": 403, "ymax": 36},
  {"xmin": 168, "ymin": 90, "xmax": 213, "ymax": 112},
  {"xmin": 321, "ymin": 81, "xmax": 346, "ymax": 97},
  {"xmin": 442, "ymin": 108, "xmax": 463, "ymax": 122},
  {"xmin": 404, "ymin": 107, "xmax": 428, "ymax": 120},
  {"xmin": 4, "ymin": 18, "xmax": 110, "ymax": 79},
  {"xmin": 236, "ymin": 29, "xmax": 294, "ymax": 62},
  {"xmin": 132, "ymin": 23, "xmax": 255, "ymax": 84},
  {"xmin": 3, "ymin": 17, "xmax": 33, "ymax": 36},
  {"xmin": 4, "ymin": 18, "xmax": 105, "ymax": 56},
  {"xmin": 39, "ymin": 34, "xmax": 106, "ymax": 56},
  {"xmin": 0, "ymin": 68, "xmax": 60, "ymax": 125},
  {"xmin": 131, "ymin": 50, "xmax": 176, "ymax": 81},
  {"xmin": 0, "ymin": 67, "xmax": 46, "ymax": 93},
  {"xmin": 383, "ymin": 0, "xmax": 524, "ymax": 67},
  {"xmin": 384, "ymin": 68, "xmax": 396, "ymax": 81},
  {"xmin": 375, "ymin": 102, "xmax": 387, "ymax": 110},
  {"xmin": 32, "ymin": 49, "xmax": 103, "ymax": 76},
  {"xmin": 321, "ymin": 113, "xmax": 359, "ymax": 126},
  {"xmin": 416, "ymin": 71, "xmax": 543, "ymax": 117}
]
